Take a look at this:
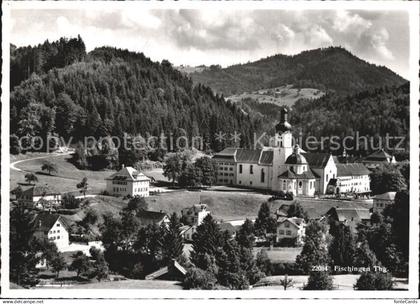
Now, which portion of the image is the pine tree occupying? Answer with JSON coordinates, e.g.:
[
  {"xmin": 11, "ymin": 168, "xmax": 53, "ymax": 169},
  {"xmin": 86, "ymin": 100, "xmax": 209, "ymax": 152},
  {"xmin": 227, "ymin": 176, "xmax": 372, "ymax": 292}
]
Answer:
[{"xmin": 162, "ymin": 213, "xmax": 184, "ymax": 262}]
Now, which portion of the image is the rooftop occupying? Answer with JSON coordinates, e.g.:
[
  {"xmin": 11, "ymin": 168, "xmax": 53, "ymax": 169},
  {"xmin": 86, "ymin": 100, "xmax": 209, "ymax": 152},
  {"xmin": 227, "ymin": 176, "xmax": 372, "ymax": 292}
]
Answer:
[
  {"xmin": 336, "ymin": 163, "xmax": 370, "ymax": 176},
  {"xmin": 106, "ymin": 166, "xmax": 150, "ymax": 182}
]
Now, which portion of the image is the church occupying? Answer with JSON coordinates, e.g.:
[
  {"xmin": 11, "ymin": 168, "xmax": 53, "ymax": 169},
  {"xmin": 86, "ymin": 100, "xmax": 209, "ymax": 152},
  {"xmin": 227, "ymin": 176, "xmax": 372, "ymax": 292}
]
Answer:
[{"xmin": 212, "ymin": 109, "xmax": 370, "ymax": 197}]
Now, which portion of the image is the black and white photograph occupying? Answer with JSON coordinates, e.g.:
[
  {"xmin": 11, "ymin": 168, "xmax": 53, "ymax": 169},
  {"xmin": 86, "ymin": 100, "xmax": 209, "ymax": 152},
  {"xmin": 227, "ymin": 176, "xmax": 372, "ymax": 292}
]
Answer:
[{"xmin": 1, "ymin": 0, "xmax": 419, "ymax": 300}]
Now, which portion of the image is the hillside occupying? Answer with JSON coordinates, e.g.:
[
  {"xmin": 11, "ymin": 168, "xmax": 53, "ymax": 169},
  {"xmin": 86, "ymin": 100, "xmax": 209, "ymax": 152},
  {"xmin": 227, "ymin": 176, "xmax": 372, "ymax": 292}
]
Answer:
[
  {"xmin": 10, "ymin": 40, "xmax": 258, "ymax": 152},
  {"xmin": 290, "ymin": 82, "xmax": 410, "ymax": 154},
  {"xmin": 190, "ymin": 46, "xmax": 406, "ymax": 96}
]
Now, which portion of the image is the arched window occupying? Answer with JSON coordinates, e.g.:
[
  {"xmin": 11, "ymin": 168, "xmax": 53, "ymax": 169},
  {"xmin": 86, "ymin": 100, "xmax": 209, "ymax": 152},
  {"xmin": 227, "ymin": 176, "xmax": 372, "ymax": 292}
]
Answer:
[{"xmin": 299, "ymin": 181, "xmax": 303, "ymax": 188}]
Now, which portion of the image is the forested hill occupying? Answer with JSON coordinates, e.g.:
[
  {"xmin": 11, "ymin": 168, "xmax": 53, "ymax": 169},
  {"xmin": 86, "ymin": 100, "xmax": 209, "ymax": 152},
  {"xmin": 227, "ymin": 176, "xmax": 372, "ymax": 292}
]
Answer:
[
  {"xmin": 10, "ymin": 43, "xmax": 258, "ymax": 151},
  {"xmin": 290, "ymin": 82, "xmax": 410, "ymax": 154},
  {"xmin": 190, "ymin": 47, "xmax": 406, "ymax": 96}
]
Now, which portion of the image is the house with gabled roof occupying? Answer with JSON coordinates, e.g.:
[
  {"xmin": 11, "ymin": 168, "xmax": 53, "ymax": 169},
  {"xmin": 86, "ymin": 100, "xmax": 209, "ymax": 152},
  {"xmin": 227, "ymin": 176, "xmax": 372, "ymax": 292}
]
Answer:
[
  {"xmin": 276, "ymin": 217, "xmax": 306, "ymax": 245},
  {"xmin": 373, "ymin": 191, "xmax": 396, "ymax": 213},
  {"xmin": 325, "ymin": 207, "xmax": 371, "ymax": 233},
  {"xmin": 19, "ymin": 185, "xmax": 62, "ymax": 209},
  {"xmin": 33, "ymin": 213, "xmax": 70, "ymax": 251},
  {"xmin": 137, "ymin": 210, "xmax": 170, "ymax": 227},
  {"xmin": 106, "ymin": 165, "xmax": 150, "ymax": 197},
  {"xmin": 362, "ymin": 149, "xmax": 397, "ymax": 169}
]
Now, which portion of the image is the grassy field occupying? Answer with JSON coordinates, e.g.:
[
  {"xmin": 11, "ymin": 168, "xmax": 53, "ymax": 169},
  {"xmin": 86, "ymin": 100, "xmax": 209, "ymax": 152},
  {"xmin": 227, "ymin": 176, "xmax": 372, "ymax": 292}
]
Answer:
[{"xmin": 252, "ymin": 247, "xmax": 302, "ymax": 263}]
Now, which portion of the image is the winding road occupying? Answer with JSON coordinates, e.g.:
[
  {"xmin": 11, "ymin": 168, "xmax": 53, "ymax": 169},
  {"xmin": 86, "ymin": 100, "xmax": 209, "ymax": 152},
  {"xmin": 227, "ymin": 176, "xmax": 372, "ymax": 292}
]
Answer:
[{"xmin": 10, "ymin": 152, "xmax": 74, "ymax": 172}]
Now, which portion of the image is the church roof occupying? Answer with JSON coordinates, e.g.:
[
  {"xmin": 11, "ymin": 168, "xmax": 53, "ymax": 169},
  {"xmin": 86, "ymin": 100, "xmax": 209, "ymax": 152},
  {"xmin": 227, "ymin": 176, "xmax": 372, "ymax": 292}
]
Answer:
[
  {"xmin": 285, "ymin": 153, "xmax": 307, "ymax": 165},
  {"xmin": 260, "ymin": 150, "xmax": 274, "ymax": 165},
  {"xmin": 279, "ymin": 168, "xmax": 316, "ymax": 179},
  {"xmin": 302, "ymin": 153, "xmax": 331, "ymax": 168},
  {"xmin": 337, "ymin": 163, "xmax": 370, "ymax": 176}
]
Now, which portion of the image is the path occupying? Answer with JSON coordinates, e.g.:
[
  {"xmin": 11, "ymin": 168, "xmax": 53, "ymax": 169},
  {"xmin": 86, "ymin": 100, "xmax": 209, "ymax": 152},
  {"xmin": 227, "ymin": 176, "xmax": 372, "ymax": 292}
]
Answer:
[{"xmin": 10, "ymin": 152, "xmax": 73, "ymax": 172}]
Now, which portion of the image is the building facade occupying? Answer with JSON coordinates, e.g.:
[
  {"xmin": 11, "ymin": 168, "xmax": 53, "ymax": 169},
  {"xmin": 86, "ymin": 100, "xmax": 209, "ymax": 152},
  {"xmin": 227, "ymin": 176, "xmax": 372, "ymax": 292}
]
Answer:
[
  {"xmin": 373, "ymin": 191, "xmax": 396, "ymax": 213},
  {"xmin": 106, "ymin": 166, "xmax": 150, "ymax": 197},
  {"xmin": 276, "ymin": 217, "xmax": 306, "ymax": 245},
  {"xmin": 181, "ymin": 203, "xmax": 210, "ymax": 226},
  {"xmin": 336, "ymin": 163, "xmax": 371, "ymax": 194},
  {"xmin": 213, "ymin": 108, "xmax": 371, "ymax": 197},
  {"xmin": 33, "ymin": 213, "xmax": 70, "ymax": 252},
  {"xmin": 19, "ymin": 185, "xmax": 62, "ymax": 209}
]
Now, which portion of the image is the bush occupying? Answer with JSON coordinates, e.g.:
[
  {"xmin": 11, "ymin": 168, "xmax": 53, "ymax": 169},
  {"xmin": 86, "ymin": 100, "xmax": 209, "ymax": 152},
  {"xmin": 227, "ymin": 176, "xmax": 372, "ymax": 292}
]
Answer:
[
  {"xmin": 271, "ymin": 263, "xmax": 304, "ymax": 275},
  {"xmin": 276, "ymin": 237, "xmax": 298, "ymax": 247},
  {"xmin": 62, "ymin": 194, "xmax": 81, "ymax": 209},
  {"xmin": 183, "ymin": 267, "xmax": 217, "ymax": 290},
  {"xmin": 304, "ymin": 271, "xmax": 333, "ymax": 290},
  {"xmin": 354, "ymin": 272, "xmax": 394, "ymax": 290}
]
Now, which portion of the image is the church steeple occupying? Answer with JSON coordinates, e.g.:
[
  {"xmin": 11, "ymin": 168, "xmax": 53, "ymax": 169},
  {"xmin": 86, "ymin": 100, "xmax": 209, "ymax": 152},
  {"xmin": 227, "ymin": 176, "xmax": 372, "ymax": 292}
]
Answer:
[{"xmin": 276, "ymin": 108, "xmax": 292, "ymax": 134}]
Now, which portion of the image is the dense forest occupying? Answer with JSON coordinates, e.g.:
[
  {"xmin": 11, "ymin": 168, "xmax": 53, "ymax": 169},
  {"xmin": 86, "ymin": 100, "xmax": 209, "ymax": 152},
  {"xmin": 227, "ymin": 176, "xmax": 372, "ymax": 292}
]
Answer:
[
  {"xmin": 10, "ymin": 38, "xmax": 258, "ymax": 153},
  {"xmin": 290, "ymin": 83, "xmax": 410, "ymax": 155},
  {"xmin": 190, "ymin": 47, "xmax": 406, "ymax": 96}
]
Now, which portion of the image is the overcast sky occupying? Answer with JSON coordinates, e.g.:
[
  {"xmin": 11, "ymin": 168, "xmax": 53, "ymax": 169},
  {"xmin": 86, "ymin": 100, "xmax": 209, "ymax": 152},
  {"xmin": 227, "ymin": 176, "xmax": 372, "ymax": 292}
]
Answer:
[{"xmin": 10, "ymin": 9, "xmax": 410, "ymax": 78}]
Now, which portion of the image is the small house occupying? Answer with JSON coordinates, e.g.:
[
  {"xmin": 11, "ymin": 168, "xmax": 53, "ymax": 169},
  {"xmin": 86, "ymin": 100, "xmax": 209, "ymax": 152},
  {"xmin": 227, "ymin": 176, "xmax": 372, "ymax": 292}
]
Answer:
[
  {"xmin": 276, "ymin": 217, "xmax": 306, "ymax": 245},
  {"xmin": 33, "ymin": 213, "xmax": 70, "ymax": 251},
  {"xmin": 19, "ymin": 185, "xmax": 61, "ymax": 209},
  {"xmin": 373, "ymin": 191, "xmax": 396, "ymax": 214}
]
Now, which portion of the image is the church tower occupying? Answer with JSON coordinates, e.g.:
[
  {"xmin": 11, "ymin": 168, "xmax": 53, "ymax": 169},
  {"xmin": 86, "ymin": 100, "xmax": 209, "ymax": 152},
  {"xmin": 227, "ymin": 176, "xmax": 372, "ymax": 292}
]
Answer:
[{"xmin": 271, "ymin": 108, "xmax": 294, "ymax": 191}]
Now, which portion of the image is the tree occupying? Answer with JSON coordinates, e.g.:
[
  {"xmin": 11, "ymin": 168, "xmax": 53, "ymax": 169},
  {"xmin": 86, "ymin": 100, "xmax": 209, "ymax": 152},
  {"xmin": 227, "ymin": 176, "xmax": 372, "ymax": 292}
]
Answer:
[
  {"xmin": 279, "ymin": 274, "xmax": 294, "ymax": 290},
  {"xmin": 10, "ymin": 134, "xmax": 21, "ymax": 154},
  {"xmin": 354, "ymin": 272, "xmax": 394, "ymax": 290},
  {"xmin": 50, "ymin": 254, "xmax": 67, "ymax": 278},
  {"xmin": 10, "ymin": 205, "xmax": 40, "ymax": 286},
  {"xmin": 328, "ymin": 223, "xmax": 356, "ymax": 268},
  {"xmin": 178, "ymin": 163, "xmax": 202, "ymax": 188},
  {"xmin": 183, "ymin": 267, "xmax": 217, "ymax": 290},
  {"xmin": 235, "ymin": 218, "xmax": 255, "ymax": 248},
  {"xmin": 11, "ymin": 185, "xmax": 23, "ymax": 199},
  {"xmin": 256, "ymin": 249, "xmax": 273, "ymax": 276},
  {"xmin": 90, "ymin": 250, "xmax": 109, "ymax": 281},
  {"xmin": 287, "ymin": 202, "xmax": 307, "ymax": 219},
  {"xmin": 62, "ymin": 193, "xmax": 81, "ymax": 209},
  {"xmin": 135, "ymin": 224, "xmax": 166, "ymax": 272},
  {"xmin": 163, "ymin": 153, "xmax": 185, "ymax": 185},
  {"xmin": 41, "ymin": 160, "xmax": 58, "ymax": 175},
  {"xmin": 123, "ymin": 196, "xmax": 148, "ymax": 216},
  {"xmin": 69, "ymin": 251, "xmax": 92, "ymax": 278},
  {"xmin": 370, "ymin": 165, "xmax": 407, "ymax": 195},
  {"xmin": 296, "ymin": 220, "xmax": 330, "ymax": 273},
  {"xmin": 77, "ymin": 177, "xmax": 88, "ymax": 197},
  {"xmin": 25, "ymin": 173, "xmax": 38, "ymax": 185},
  {"xmin": 190, "ymin": 214, "xmax": 225, "ymax": 271},
  {"xmin": 304, "ymin": 271, "xmax": 333, "ymax": 290},
  {"xmin": 194, "ymin": 157, "xmax": 217, "ymax": 186},
  {"xmin": 254, "ymin": 202, "xmax": 277, "ymax": 237},
  {"xmin": 162, "ymin": 213, "xmax": 184, "ymax": 262},
  {"xmin": 353, "ymin": 241, "xmax": 378, "ymax": 268}
]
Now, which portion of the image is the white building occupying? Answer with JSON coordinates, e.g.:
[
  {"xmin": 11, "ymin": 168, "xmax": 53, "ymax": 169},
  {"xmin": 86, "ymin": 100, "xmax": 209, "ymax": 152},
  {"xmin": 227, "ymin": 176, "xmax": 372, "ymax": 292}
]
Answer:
[
  {"xmin": 19, "ymin": 185, "xmax": 62, "ymax": 209},
  {"xmin": 373, "ymin": 191, "xmax": 396, "ymax": 214},
  {"xmin": 106, "ymin": 166, "xmax": 150, "ymax": 197},
  {"xmin": 213, "ymin": 108, "xmax": 369, "ymax": 197},
  {"xmin": 276, "ymin": 217, "xmax": 306, "ymax": 245},
  {"xmin": 33, "ymin": 213, "xmax": 70, "ymax": 252},
  {"xmin": 335, "ymin": 163, "xmax": 371, "ymax": 195}
]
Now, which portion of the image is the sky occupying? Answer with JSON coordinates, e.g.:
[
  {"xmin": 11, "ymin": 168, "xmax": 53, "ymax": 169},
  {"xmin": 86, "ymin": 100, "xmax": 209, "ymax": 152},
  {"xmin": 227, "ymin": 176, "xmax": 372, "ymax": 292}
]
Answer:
[{"xmin": 10, "ymin": 9, "xmax": 410, "ymax": 78}]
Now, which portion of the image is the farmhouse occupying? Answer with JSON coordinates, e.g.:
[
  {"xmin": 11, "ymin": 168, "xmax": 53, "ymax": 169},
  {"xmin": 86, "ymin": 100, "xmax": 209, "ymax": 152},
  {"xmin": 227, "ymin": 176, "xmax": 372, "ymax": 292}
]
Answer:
[
  {"xmin": 181, "ymin": 203, "xmax": 210, "ymax": 226},
  {"xmin": 325, "ymin": 207, "xmax": 371, "ymax": 233},
  {"xmin": 276, "ymin": 217, "xmax": 306, "ymax": 245},
  {"xmin": 19, "ymin": 185, "xmax": 62, "ymax": 209},
  {"xmin": 213, "ymin": 108, "xmax": 371, "ymax": 197},
  {"xmin": 105, "ymin": 166, "xmax": 150, "ymax": 197},
  {"xmin": 137, "ymin": 210, "xmax": 170, "ymax": 227},
  {"xmin": 33, "ymin": 213, "xmax": 70, "ymax": 251},
  {"xmin": 373, "ymin": 191, "xmax": 396, "ymax": 213},
  {"xmin": 362, "ymin": 149, "xmax": 396, "ymax": 169}
]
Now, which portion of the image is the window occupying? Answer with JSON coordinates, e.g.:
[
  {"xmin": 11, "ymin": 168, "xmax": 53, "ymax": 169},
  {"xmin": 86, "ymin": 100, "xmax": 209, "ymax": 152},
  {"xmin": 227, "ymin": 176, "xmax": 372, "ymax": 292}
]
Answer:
[
  {"xmin": 283, "ymin": 180, "xmax": 286, "ymax": 190},
  {"xmin": 250, "ymin": 165, "xmax": 253, "ymax": 174},
  {"xmin": 261, "ymin": 169, "xmax": 265, "ymax": 183},
  {"xmin": 279, "ymin": 230, "xmax": 285, "ymax": 235},
  {"xmin": 286, "ymin": 230, "xmax": 292, "ymax": 236},
  {"xmin": 250, "ymin": 181, "xmax": 253, "ymax": 185},
  {"xmin": 57, "ymin": 223, "xmax": 60, "ymax": 227},
  {"xmin": 239, "ymin": 165, "xmax": 243, "ymax": 174},
  {"xmin": 299, "ymin": 181, "xmax": 302, "ymax": 188},
  {"xmin": 57, "ymin": 236, "xmax": 60, "ymax": 239},
  {"xmin": 285, "ymin": 223, "xmax": 290, "ymax": 228}
]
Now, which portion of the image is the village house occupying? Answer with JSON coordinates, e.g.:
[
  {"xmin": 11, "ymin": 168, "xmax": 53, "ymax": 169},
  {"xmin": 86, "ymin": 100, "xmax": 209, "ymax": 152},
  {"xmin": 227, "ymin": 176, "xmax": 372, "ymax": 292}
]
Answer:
[
  {"xmin": 212, "ymin": 108, "xmax": 369, "ymax": 198},
  {"xmin": 362, "ymin": 149, "xmax": 397, "ymax": 170},
  {"xmin": 19, "ymin": 185, "xmax": 62, "ymax": 209},
  {"xmin": 180, "ymin": 203, "xmax": 210, "ymax": 226},
  {"xmin": 180, "ymin": 225, "xmax": 196, "ymax": 242},
  {"xmin": 137, "ymin": 210, "xmax": 170, "ymax": 227},
  {"xmin": 325, "ymin": 207, "xmax": 371, "ymax": 233},
  {"xmin": 105, "ymin": 166, "xmax": 150, "ymax": 197},
  {"xmin": 276, "ymin": 217, "xmax": 306, "ymax": 246},
  {"xmin": 373, "ymin": 191, "xmax": 396, "ymax": 214},
  {"xmin": 33, "ymin": 213, "xmax": 70, "ymax": 252}
]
